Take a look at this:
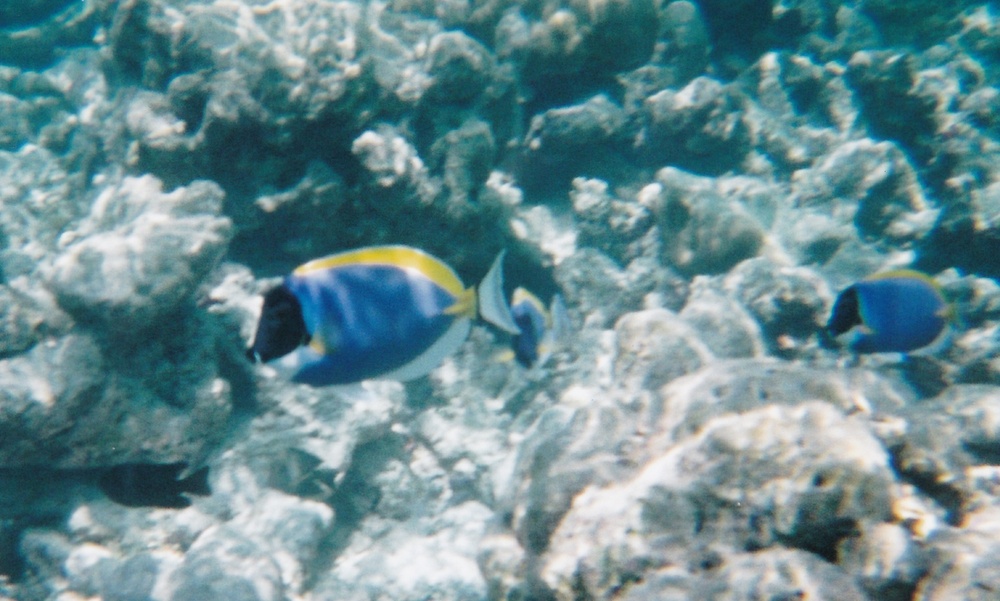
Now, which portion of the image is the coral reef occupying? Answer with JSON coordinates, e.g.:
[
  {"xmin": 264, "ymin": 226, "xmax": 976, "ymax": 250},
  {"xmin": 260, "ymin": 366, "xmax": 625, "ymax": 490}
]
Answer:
[{"xmin": 1, "ymin": 0, "xmax": 1000, "ymax": 600}]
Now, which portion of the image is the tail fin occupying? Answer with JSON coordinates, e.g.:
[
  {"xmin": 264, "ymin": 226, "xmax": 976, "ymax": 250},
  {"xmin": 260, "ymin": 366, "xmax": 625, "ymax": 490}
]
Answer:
[
  {"xmin": 938, "ymin": 301, "xmax": 966, "ymax": 332},
  {"xmin": 548, "ymin": 294, "xmax": 571, "ymax": 343},
  {"xmin": 179, "ymin": 466, "xmax": 212, "ymax": 497},
  {"xmin": 533, "ymin": 294, "xmax": 572, "ymax": 368},
  {"xmin": 477, "ymin": 250, "xmax": 520, "ymax": 334}
]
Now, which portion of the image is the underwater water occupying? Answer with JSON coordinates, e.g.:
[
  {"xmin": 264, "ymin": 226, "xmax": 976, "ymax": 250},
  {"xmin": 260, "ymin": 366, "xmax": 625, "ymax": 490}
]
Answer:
[{"xmin": 1, "ymin": 0, "xmax": 1000, "ymax": 599}]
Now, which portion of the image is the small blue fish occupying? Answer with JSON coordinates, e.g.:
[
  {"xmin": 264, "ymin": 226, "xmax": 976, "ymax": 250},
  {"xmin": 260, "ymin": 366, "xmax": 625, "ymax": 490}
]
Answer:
[
  {"xmin": 247, "ymin": 246, "xmax": 520, "ymax": 386},
  {"xmin": 826, "ymin": 269, "xmax": 951, "ymax": 354},
  {"xmin": 509, "ymin": 287, "xmax": 570, "ymax": 368}
]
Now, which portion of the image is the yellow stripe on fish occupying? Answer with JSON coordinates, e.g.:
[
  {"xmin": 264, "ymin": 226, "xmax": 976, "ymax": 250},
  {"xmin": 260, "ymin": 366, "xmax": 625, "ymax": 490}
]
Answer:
[{"xmin": 293, "ymin": 245, "xmax": 466, "ymax": 298}]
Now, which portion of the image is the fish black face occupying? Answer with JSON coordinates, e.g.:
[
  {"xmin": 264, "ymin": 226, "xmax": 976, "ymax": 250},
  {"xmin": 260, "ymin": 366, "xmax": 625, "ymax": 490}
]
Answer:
[
  {"xmin": 826, "ymin": 286, "xmax": 861, "ymax": 336},
  {"xmin": 246, "ymin": 284, "xmax": 309, "ymax": 363}
]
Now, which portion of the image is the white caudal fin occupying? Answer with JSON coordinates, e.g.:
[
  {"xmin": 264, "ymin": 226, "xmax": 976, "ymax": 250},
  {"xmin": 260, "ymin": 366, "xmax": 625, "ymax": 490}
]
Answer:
[
  {"xmin": 477, "ymin": 250, "xmax": 521, "ymax": 334},
  {"xmin": 549, "ymin": 294, "xmax": 571, "ymax": 343},
  {"xmin": 535, "ymin": 294, "xmax": 572, "ymax": 368}
]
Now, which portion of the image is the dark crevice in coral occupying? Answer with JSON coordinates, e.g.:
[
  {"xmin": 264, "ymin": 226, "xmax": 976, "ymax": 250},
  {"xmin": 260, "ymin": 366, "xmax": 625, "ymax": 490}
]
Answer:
[
  {"xmin": 105, "ymin": 0, "xmax": 174, "ymax": 90},
  {"xmin": 304, "ymin": 434, "xmax": 404, "ymax": 590},
  {"xmin": 0, "ymin": 2, "xmax": 106, "ymax": 69},
  {"xmin": 770, "ymin": 8, "xmax": 813, "ymax": 51},
  {"xmin": 521, "ymin": 505, "xmax": 556, "ymax": 555},
  {"xmin": 94, "ymin": 306, "xmax": 214, "ymax": 410},
  {"xmin": 846, "ymin": 53, "xmax": 938, "ymax": 169},
  {"xmin": 920, "ymin": 148, "xmax": 962, "ymax": 197},
  {"xmin": 269, "ymin": 449, "xmax": 338, "ymax": 502},
  {"xmin": 570, "ymin": 570, "xmax": 595, "ymax": 601},
  {"xmin": 516, "ymin": 144, "xmax": 639, "ymax": 199},
  {"xmin": 697, "ymin": 549, "xmax": 724, "ymax": 571},
  {"xmin": 217, "ymin": 123, "xmax": 363, "ymax": 268},
  {"xmin": 0, "ymin": 0, "xmax": 77, "ymax": 28},
  {"xmin": 915, "ymin": 207, "xmax": 1000, "ymax": 280},
  {"xmin": 0, "ymin": 521, "xmax": 25, "ymax": 582},
  {"xmin": 853, "ymin": 176, "xmax": 905, "ymax": 240},
  {"xmin": 962, "ymin": 441, "xmax": 1000, "ymax": 465},
  {"xmin": 523, "ymin": 73, "xmax": 625, "ymax": 124},
  {"xmin": 697, "ymin": 0, "xmax": 796, "ymax": 79},
  {"xmin": 785, "ymin": 77, "xmax": 825, "ymax": 120},
  {"xmin": 889, "ymin": 444, "xmax": 965, "ymax": 526},
  {"xmin": 858, "ymin": 4, "xmax": 969, "ymax": 50},
  {"xmin": 692, "ymin": 503, "xmax": 706, "ymax": 535},
  {"xmin": 167, "ymin": 76, "xmax": 210, "ymax": 134},
  {"xmin": 866, "ymin": 580, "xmax": 920, "ymax": 601},
  {"xmin": 955, "ymin": 359, "xmax": 1000, "ymax": 386},
  {"xmin": 892, "ymin": 356, "xmax": 951, "ymax": 399},
  {"xmin": 523, "ymin": 571, "xmax": 559, "ymax": 601},
  {"xmin": 214, "ymin": 327, "xmax": 257, "ymax": 414},
  {"xmin": 0, "ymin": 473, "xmax": 74, "ymax": 585},
  {"xmin": 0, "ymin": 344, "xmax": 38, "ymax": 363},
  {"xmin": 803, "ymin": 236, "xmax": 843, "ymax": 265},
  {"xmin": 402, "ymin": 377, "xmax": 445, "ymax": 411},
  {"xmin": 776, "ymin": 517, "xmax": 859, "ymax": 563},
  {"xmin": 290, "ymin": 120, "xmax": 367, "ymax": 188}
]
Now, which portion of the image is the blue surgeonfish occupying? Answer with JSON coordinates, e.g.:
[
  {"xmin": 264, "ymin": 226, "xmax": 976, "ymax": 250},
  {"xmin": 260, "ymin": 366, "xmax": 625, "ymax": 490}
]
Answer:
[
  {"xmin": 247, "ymin": 246, "xmax": 520, "ymax": 386},
  {"xmin": 826, "ymin": 269, "xmax": 951, "ymax": 354},
  {"xmin": 508, "ymin": 287, "xmax": 571, "ymax": 368}
]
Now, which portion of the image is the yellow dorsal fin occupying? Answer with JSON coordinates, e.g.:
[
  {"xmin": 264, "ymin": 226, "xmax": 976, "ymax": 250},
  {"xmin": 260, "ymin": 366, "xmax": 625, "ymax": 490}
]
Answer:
[
  {"xmin": 294, "ymin": 246, "xmax": 466, "ymax": 297},
  {"xmin": 866, "ymin": 269, "xmax": 943, "ymax": 294}
]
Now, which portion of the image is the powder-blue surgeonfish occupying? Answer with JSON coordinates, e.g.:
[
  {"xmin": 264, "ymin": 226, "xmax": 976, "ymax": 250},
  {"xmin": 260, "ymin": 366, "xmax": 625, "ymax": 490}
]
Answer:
[
  {"xmin": 826, "ymin": 269, "xmax": 952, "ymax": 354},
  {"xmin": 247, "ymin": 246, "xmax": 521, "ymax": 386},
  {"xmin": 509, "ymin": 287, "xmax": 571, "ymax": 368}
]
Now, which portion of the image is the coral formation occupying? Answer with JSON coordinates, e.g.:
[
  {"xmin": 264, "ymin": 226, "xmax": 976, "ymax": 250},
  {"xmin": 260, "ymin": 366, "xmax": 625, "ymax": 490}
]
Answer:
[{"xmin": 1, "ymin": 0, "xmax": 1000, "ymax": 600}]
